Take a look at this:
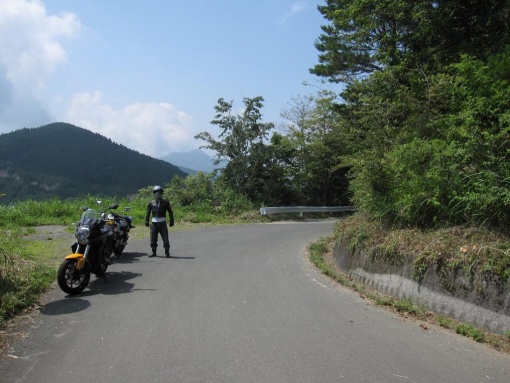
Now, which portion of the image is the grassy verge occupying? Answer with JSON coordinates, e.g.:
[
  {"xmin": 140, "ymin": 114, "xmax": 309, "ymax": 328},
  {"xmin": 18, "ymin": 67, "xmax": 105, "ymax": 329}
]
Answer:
[
  {"xmin": 308, "ymin": 220, "xmax": 510, "ymax": 354},
  {"xmin": 333, "ymin": 213, "xmax": 510, "ymax": 282},
  {"xmin": 0, "ymin": 228, "xmax": 57, "ymax": 326}
]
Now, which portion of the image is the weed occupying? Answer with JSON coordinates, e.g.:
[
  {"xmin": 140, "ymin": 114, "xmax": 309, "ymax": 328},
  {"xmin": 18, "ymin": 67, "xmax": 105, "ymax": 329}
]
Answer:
[
  {"xmin": 335, "ymin": 214, "xmax": 510, "ymax": 283},
  {"xmin": 436, "ymin": 315, "xmax": 455, "ymax": 329},
  {"xmin": 373, "ymin": 294, "xmax": 393, "ymax": 306},
  {"xmin": 309, "ymin": 238, "xmax": 348, "ymax": 285},
  {"xmin": 392, "ymin": 298, "xmax": 426, "ymax": 316},
  {"xmin": 456, "ymin": 323, "xmax": 485, "ymax": 342},
  {"xmin": 412, "ymin": 255, "xmax": 429, "ymax": 279}
]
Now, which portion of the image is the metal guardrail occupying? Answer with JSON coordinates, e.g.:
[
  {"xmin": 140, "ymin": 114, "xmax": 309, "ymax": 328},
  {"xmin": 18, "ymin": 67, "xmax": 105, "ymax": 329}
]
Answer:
[{"xmin": 259, "ymin": 206, "xmax": 356, "ymax": 216}]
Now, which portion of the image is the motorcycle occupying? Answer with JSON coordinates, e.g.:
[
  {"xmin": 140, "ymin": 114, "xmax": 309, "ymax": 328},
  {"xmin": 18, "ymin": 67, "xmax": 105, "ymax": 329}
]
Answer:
[
  {"xmin": 57, "ymin": 202, "xmax": 119, "ymax": 295},
  {"xmin": 110, "ymin": 207, "xmax": 134, "ymax": 256}
]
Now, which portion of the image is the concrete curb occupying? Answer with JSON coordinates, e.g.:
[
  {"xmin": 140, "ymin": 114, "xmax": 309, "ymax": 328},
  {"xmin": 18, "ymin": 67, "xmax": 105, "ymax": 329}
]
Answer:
[{"xmin": 332, "ymin": 242, "xmax": 510, "ymax": 334}]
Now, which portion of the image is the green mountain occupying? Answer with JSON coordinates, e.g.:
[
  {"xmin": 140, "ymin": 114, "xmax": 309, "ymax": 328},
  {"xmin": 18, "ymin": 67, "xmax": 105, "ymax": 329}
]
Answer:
[{"xmin": 0, "ymin": 122, "xmax": 187, "ymax": 204}]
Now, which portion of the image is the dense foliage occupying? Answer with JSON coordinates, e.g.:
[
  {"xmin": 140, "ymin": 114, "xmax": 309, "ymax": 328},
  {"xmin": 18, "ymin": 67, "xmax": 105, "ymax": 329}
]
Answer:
[
  {"xmin": 312, "ymin": 0, "xmax": 510, "ymax": 81},
  {"xmin": 309, "ymin": 0, "xmax": 510, "ymax": 228},
  {"xmin": 138, "ymin": 172, "xmax": 254, "ymax": 215}
]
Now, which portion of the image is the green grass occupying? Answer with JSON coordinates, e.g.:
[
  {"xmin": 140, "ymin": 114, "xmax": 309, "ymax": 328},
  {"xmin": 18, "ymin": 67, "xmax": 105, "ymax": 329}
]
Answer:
[
  {"xmin": 456, "ymin": 323, "xmax": 485, "ymax": 342},
  {"xmin": 0, "ymin": 228, "xmax": 56, "ymax": 323},
  {"xmin": 436, "ymin": 314, "xmax": 456, "ymax": 329},
  {"xmin": 309, "ymin": 237, "xmax": 348, "ymax": 285},
  {"xmin": 334, "ymin": 213, "xmax": 510, "ymax": 283}
]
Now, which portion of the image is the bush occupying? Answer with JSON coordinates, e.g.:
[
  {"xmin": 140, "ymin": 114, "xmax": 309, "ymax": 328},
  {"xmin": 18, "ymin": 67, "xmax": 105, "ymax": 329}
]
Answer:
[{"xmin": 349, "ymin": 54, "xmax": 510, "ymax": 229}]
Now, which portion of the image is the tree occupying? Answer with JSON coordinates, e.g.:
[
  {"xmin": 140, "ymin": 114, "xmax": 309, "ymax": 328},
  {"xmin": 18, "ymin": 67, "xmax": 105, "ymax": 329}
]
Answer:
[
  {"xmin": 278, "ymin": 91, "xmax": 352, "ymax": 206},
  {"xmin": 194, "ymin": 97, "xmax": 274, "ymax": 201},
  {"xmin": 311, "ymin": 0, "xmax": 510, "ymax": 83},
  {"xmin": 311, "ymin": 0, "xmax": 433, "ymax": 81},
  {"xmin": 279, "ymin": 95, "xmax": 315, "ymax": 200},
  {"xmin": 429, "ymin": 0, "xmax": 510, "ymax": 63}
]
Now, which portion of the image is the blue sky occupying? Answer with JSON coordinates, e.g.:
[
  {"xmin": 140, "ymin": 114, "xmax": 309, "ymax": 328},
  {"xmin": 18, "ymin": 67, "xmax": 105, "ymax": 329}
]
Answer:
[{"xmin": 1, "ymin": 0, "xmax": 328, "ymax": 157}]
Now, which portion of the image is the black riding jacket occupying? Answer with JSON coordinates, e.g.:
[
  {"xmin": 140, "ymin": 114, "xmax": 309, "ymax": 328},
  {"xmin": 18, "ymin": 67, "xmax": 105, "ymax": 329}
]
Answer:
[{"xmin": 145, "ymin": 198, "xmax": 174, "ymax": 225}]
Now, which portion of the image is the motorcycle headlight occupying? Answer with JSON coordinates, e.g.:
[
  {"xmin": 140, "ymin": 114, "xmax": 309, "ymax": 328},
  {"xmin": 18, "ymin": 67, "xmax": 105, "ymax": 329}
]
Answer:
[{"xmin": 75, "ymin": 226, "xmax": 90, "ymax": 244}]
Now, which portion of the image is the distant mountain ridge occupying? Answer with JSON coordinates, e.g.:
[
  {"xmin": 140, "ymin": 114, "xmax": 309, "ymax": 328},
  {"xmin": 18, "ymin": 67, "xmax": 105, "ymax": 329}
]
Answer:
[
  {"xmin": 0, "ymin": 122, "xmax": 187, "ymax": 203},
  {"xmin": 160, "ymin": 149, "xmax": 224, "ymax": 174}
]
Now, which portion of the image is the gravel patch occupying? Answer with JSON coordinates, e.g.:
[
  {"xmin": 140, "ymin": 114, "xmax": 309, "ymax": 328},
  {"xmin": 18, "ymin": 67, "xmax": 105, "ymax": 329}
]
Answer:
[{"xmin": 25, "ymin": 225, "xmax": 73, "ymax": 241}]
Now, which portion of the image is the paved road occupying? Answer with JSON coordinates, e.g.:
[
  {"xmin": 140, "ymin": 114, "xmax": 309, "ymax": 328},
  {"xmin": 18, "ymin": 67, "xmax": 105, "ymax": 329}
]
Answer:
[{"xmin": 1, "ymin": 220, "xmax": 509, "ymax": 382}]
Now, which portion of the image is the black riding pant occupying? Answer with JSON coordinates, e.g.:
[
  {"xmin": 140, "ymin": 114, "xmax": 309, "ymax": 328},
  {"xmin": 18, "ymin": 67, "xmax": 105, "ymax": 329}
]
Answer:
[{"xmin": 150, "ymin": 222, "xmax": 170, "ymax": 251}]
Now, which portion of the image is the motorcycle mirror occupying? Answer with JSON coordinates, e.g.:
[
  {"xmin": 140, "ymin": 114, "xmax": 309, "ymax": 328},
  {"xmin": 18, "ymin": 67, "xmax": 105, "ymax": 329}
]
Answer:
[
  {"xmin": 81, "ymin": 206, "xmax": 88, "ymax": 211},
  {"xmin": 109, "ymin": 203, "xmax": 119, "ymax": 210}
]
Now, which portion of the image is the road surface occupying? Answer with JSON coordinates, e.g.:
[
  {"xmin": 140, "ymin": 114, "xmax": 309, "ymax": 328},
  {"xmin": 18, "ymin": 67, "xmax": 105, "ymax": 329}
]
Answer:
[{"xmin": 1, "ymin": 220, "xmax": 509, "ymax": 382}]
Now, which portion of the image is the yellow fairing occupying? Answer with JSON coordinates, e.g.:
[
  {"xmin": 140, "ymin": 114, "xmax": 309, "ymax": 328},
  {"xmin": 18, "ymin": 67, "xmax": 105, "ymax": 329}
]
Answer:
[{"xmin": 64, "ymin": 253, "xmax": 85, "ymax": 270}]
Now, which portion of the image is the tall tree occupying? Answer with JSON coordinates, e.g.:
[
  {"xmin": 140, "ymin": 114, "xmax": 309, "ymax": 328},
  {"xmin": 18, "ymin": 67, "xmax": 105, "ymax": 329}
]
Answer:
[
  {"xmin": 311, "ymin": 0, "xmax": 432, "ymax": 81},
  {"xmin": 194, "ymin": 97, "xmax": 274, "ymax": 200},
  {"xmin": 280, "ymin": 94, "xmax": 315, "ymax": 199},
  {"xmin": 278, "ymin": 91, "xmax": 352, "ymax": 205},
  {"xmin": 430, "ymin": 0, "xmax": 510, "ymax": 62},
  {"xmin": 311, "ymin": 0, "xmax": 510, "ymax": 83}
]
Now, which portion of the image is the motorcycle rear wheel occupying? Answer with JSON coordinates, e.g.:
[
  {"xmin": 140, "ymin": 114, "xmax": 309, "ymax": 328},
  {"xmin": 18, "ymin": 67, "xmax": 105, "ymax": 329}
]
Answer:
[
  {"xmin": 113, "ymin": 245, "xmax": 125, "ymax": 255},
  {"xmin": 57, "ymin": 259, "xmax": 90, "ymax": 295}
]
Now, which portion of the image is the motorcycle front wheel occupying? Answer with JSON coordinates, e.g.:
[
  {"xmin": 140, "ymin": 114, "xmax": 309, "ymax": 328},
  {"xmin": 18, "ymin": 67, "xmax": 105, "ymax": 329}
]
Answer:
[{"xmin": 57, "ymin": 259, "xmax": 90, "ymax": 295}]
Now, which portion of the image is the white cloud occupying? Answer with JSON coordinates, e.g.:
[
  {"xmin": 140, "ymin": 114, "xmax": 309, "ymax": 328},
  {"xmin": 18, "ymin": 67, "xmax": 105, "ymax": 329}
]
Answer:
[
  {"xmin": 0, "ymin": 0, "xmax": 80, "ymax": 131},
  {"xmin": 277, "ymin": 1, "xmax": 307, "ymax": 25},
  {"xmin": 65, "ymin": 92, "xmax": 196, "ymax": 157},
  {"xmin": 0, "ymin": 0, "xmax": 197, "ymax": 158}
]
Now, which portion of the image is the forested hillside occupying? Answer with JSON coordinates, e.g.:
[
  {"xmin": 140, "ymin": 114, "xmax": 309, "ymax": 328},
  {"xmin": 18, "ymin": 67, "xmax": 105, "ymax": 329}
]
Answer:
[{"xmin": 0, "ymin": 122, "xmax": 186, "ymax": 203}]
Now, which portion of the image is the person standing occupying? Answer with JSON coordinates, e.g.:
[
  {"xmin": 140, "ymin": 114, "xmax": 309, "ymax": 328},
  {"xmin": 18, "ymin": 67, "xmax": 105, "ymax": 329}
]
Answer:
[{"xmin": 145, "ymin": 185, "xmax": 174, "ymax": 257}]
